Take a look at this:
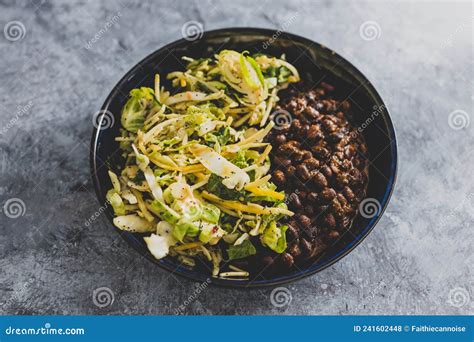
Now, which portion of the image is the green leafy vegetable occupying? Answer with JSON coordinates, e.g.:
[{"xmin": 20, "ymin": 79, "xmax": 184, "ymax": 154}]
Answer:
[
  {"xmin": 227, "ymin": 240, "xmax": 257, "ymax": 260},
  {"xmin": 173, "ymin": 219, "xmax": 199, "ymax": 241},
  {"xmin": 277, "ymin": 66, "xmax": 292, "ymax": 83},
  {"xmin": 106, "ymin": 189, "xmax": 125, "ymax": 216},
  {"xmin": 206, "ymin": 174, "xmax": 247, "ymax": 201},
  {"xmin": 246, "ymin": 55, "xmax": 265, "ymax": 87},
  {"xmin": 121, "ymin": 87, "xmax": 156, "ymax": 132},
  {"xmin": 173, "ymin": 201, "xmax": 202, "ymax": 222},
  {"xmin": 263, "ymin": 66, "xmax": 292, "ymax": 83},
  {"xmin": 199, "ymin": 222, "xmax": 225, "ymax": 244},
  {"xmin": 201, "ymin": 203, "xmax": 221, "ymax": 224},
  {"xmin": 231, "ymin": 150, "xmax": 249, "ymax": 169},
  {"xmin": 260, "ymin": 222, "xmax": 288, "ymax": 253},
  {"xmin": 150, "ymin": 199, "xmax": 180, "ymax": 224},
  {"xmin": 215, "ymin": 126, "xmax": 232, "ymax": 145},
  {"xmin": 240, "ymin": 53, "xmax": 260, "ymax": 90}
]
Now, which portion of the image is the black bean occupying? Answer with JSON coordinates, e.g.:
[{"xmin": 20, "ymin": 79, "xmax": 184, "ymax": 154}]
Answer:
[
  {"xmin": 299, "ymin": 124, "xmax": 310, "ymax": 136},
  {"xmin": 278, "ymin": 141, "xmax": 299, "ymax": 156},
  {"xmin": 298, "ymin": 214, "xmax": 312, "ymax": 228},
  {"xmin": 279, "ymin": 253, "xmax": 294, "ymax": 269},
  {"xmin": 287, "ymin": 243, "xmax": 302, "ymax": 258},
  {"xmin": 330, "ymin": 163, "xmax": 340, "ymax": 175},
  {"xmin": 329, "ymin": 132, "xmax": 344, "ymax": 143},
  {"xmin": 311, "ymin": 239, "xmax": 327, "ymax": 258},
  {"xmin": 324, "ymin": 213, "xmax": 336, "ymax": 228},
  {"xmin": 266, "ymin": 85, "xmax": 369, "ymax": 269},
  {"xmin": 312, "ymin": 146, "xmax": 329, "ymax": 159},
  {"xmin": 334, "ymin": 152, "xmax": 344, "ymax": 161},
  {"xmin": 302, "ymin": 225, "xmax": 317, "ymax": 240},
  {"xmin": 307, "ymin": 192, "xmax": 319, "ymax": 203},
  {"xmin": 326, "ymin": 116, "xmax": 340, "ymax": 124},
  {"xmin": 292, "ymin": 151, "xmax": 305, "ymax": 163},
  {"xmin": 344, "ymin": 145, "xmax": 356, "ymax": 158},
  {"xmin": 303, "ymin": 158, "xmax": 320, "ymax": 171},
  {"xmin": 330, "ymin": 198, "xmax": 344, "ymax": 218},
  {"xmin": 322, "ymin": 119, "xmax": 338, "ymax": 132},
  {"xmin": 304, "ymin": 107, "xmax": 319, "ymax": 120},
  {"xmin": 286, "ymin": 222, "xmax": 300, "ymax": 241},
  {"xmin": 300, "ymin": 239, "xmax": 314, "ymax": 257},
  {"xmin": 273, "ymin": 170, "xmax": 286, "ymax": 185},
  {"xmin": 286, "ymin": 165, "xmax": 296, "ymax": 177},
  {"xmin": 274, "ymin": 156, "xmax": 291, "ymax": 168},
  {"xmin": 335, "ymin": 173, "xmax": 349, "ymax": 188},
  {"xmin": 312, "ymin": 172, "xmax": 328, "ymax": 189},
  {"xmin": 307, "ymin": 124, "xmax": 323, "ymax": 141},
  {"xmin": 341, "ymin": 100, "xmax": 351, "ymax": 111},
  {"xmin": 291, "ymin": 119, "xmax": 302, "ymax": 134},
  {"xmin": 320, "ymin": 188, "xmax": 337, "ymax": 202},
  {"xmin": 296, "ymin": 164, "xmax": 311, "ymax": 181},
  {"xmin": 304, "ymin": 205, "xmax": 315, "ymax": 216},
  {"xmin": 320, "ymin": 82, "xmax": 335, "ymax": 92},
  {"xmin": 336, "ymin": 193, "xmax": 348, "ymax": 208},
  {"xmin": 322, "ymin": 100, "xmax": 337, "ymax": 113},
  {"xmin": 298, "ymin": 191, "xmax": 307, "ymax": 200},
  {"xmin": 259, "ymin": 255, "xmax": 275, "ymax": 269},
  {"xmin": 320, "ymin": 165, "xmax": 333, "ymax": 178},
  {"xmin": 343, "ymin": 186, "xmax": 355, "ymax": 202},
  {"xmin": 289, "ymin": 193, "xmax": 302, "ymax": 209},
  {"xmin": 349, "ymin": 168, "xmax": 363, "ymax": 186},
  {"xmin": 274, "ymin": 134, "xmax": 287, "ymax": 145},
  {"xmin": 328, "ymin": 230, "xmax": 340, "ymax": 240},
  {"xmin": 302, "ymin": 150, "xmax": 312, "ymax": 160},
  {"xmin": 341, "ymin": 159, "xmax": 352, "ymax": 171}
]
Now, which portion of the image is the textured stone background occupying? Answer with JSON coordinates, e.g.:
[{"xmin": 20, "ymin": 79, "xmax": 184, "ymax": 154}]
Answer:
[{"xmin": 0, "ymin": 0, "xmax": 472, "ymax": 315}]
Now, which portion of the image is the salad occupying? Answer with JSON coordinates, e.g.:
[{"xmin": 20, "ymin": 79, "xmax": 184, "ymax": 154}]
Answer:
[{"xmin": 107, "ymin": 50, "xmax": 300, "ymax": 279}]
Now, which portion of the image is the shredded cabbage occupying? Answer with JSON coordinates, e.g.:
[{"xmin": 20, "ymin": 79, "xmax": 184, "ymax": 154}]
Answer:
[{"xmin": 108, "ymin": 50, "xmax": 300, "ymax": 277}]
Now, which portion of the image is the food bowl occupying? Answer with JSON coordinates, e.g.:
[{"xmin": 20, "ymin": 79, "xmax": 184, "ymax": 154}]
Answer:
[{"xmin": 90, "ymin": 28, "xmax": 397, "ymax": 287}]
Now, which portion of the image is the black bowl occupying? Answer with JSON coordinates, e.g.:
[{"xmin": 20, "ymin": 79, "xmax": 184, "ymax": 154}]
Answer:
[{"xmin": 90, "ymin": 28, "xmax": 397, "ymax": 288}]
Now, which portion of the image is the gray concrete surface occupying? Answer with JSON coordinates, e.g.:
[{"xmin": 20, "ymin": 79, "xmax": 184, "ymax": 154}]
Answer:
[{"xmin": 0, "ymin": 0, "xmax": 472, "ymax": 315}]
